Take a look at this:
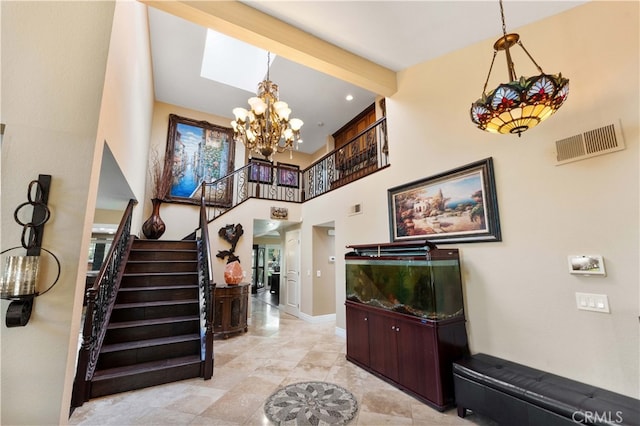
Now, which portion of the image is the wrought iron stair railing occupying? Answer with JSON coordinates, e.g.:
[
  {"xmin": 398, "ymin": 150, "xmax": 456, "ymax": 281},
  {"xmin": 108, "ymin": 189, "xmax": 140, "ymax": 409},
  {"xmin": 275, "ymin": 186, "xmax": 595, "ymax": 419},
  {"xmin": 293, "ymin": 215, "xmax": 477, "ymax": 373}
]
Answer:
[
  {"xmin": 71, "ymin": 198, "xmax": 136, "ymax": 408},
  {"xmin": 197, "ymin": 186, "xmax": 215, "ymax": 379}
]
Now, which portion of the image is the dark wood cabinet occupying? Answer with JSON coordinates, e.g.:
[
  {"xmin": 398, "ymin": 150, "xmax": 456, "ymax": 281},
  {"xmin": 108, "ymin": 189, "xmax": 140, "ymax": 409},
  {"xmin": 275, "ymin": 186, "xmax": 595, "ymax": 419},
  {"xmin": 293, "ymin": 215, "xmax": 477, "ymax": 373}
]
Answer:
[
  {"xmin": 214, "ymin": 283, "xmax": 249, "ymax": 339},
  {"xmin": 333, "ymin": 104, "xmax": 376, "ymax": 150},
  {"xmin": 345, "ymin": 303, "xmax": 370, "ymax": 366},
  {"xmin": 269, "ymin": 273, "xmax": 280, "ymax": 296},
  {"xmin": 368, "ymin": 312, "xmax": 399, "ymax": 382},
  {"xmin": 345, "ymin": 301, "xmax": 468, "ymax": 411}
]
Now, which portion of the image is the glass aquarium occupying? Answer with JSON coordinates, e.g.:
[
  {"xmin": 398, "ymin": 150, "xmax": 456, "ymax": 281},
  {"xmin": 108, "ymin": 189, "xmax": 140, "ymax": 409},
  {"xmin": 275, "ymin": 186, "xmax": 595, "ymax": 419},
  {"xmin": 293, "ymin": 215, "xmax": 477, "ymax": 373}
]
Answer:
[{"xmin": 345, "ymin": 240, "xmax": 464, "ymax": 320}]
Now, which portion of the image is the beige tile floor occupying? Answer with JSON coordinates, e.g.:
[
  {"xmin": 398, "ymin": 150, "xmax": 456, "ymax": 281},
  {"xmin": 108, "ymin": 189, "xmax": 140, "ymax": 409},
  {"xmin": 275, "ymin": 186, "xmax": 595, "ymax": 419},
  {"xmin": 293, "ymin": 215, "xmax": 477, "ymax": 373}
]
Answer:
[{"xmin": 69, "ymin": 295, "xmax": 495, "ymax": 425}]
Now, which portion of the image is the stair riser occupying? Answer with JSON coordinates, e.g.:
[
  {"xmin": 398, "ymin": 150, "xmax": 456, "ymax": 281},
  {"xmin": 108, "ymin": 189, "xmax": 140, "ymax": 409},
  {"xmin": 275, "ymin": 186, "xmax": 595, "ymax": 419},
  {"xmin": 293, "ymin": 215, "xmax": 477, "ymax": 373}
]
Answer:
[
  {"xmin": 124, "ymin": 262, "xmax": 198, "ymax": 274},
  {"xmin": 120, "ymin": 274, "xmax": 198, "ymax": 287},
  {"xmin": 111, "ymin": 303, "xmax": 199, "ymax": 322},
  {"xmin": 87, "ymin": 239, "xmax": 205, "ymax": 402},
  {"xmin": 97, "ymin": 340, "xmax": 200, "ymax": 370},
  {"xmin": 132, "ymin": 240, "xmax": 196, "ymax": 251},
  {"xmin": 128, "ymin": 251, "xmax": 197, "ymax": 262},
  {"xmin": 116, "ymin": 288, "xmax": 199, "ymax": 304},
  {"xmin": 90, "ymin": 363, "xmax": 201, "ymax": 399},
  {"xmin": 104, "ymin": 321, "xmax": 200, "ymax": 345}
]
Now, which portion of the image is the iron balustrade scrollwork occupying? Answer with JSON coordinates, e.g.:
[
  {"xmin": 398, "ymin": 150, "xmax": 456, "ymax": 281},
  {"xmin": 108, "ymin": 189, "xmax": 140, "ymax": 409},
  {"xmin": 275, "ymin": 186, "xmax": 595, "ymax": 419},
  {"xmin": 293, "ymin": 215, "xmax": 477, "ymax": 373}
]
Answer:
[
  {"xmin": 201, "ymin": 163, "xmax": 302, "ymax": 223},
  {"xmin": 71, "ymin": 199, "xmax": 136, "ymax": 408},
  {"xmin": 192, "ymin": 117, "xmax": 387, "ymax": 222},
  {"xmin": 302, "ymin": 117, "xmax": 388, "ymax": 201}
]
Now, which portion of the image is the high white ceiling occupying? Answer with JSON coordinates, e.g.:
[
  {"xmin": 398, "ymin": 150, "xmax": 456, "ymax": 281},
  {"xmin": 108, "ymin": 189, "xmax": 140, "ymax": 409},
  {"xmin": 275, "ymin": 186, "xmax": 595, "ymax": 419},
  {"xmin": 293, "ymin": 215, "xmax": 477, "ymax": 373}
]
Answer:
[
  {"xmin": 147, "ymin": 1, "xmax": 586, "ymax": 156},
  {"xmin": 99, "ymin": 1, "xmax": 587, "ymax": 232}
]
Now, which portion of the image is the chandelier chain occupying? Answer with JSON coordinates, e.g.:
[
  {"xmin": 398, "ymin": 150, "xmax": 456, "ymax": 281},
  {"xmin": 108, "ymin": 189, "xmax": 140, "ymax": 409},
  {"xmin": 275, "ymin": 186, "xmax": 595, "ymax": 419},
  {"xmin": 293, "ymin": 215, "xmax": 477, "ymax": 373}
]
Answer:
[
  {"xmin": 266, "ymin": 51, "xmax": 271, "ymax": 81},
  {"xmin": 231, "ymin": 51, "xmax": 303, "ymax": 160}
]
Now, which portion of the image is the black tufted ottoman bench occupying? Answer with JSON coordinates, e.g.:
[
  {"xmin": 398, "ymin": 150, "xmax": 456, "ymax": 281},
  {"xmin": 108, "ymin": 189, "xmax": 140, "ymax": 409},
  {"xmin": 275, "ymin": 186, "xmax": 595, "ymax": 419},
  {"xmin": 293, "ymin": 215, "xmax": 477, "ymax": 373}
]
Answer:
[{"xmin": 453, "ymin": 353, "xmax": 639, "ymax": 426}]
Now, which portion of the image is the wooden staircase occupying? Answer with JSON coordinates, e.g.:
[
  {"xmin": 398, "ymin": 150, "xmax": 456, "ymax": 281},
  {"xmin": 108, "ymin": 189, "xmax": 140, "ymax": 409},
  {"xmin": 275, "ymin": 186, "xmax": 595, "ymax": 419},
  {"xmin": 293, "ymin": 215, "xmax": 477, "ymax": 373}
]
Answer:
[{"xmin": 89, "ymin": 239, "xmax": 203, "ymax": 398}]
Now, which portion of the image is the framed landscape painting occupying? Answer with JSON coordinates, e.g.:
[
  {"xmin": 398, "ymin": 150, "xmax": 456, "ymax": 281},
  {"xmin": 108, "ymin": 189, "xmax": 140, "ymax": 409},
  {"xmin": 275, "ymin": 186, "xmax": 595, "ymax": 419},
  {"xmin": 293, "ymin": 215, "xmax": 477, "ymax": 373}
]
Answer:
[
  {"xmin": 162, "ymin": 114, "xmax": 235, "ymax": 206},
  {"xmin": 388, "ymin": 157, "xmax": 501, "ymax": 244}
]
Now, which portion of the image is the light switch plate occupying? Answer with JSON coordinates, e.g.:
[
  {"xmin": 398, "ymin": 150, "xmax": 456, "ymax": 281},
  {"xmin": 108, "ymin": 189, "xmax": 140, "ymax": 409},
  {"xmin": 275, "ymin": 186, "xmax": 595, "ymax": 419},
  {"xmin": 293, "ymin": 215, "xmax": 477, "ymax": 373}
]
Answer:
[{"xmin": 575, "ymin": 292, "xmax": 610, "ymax": 313}]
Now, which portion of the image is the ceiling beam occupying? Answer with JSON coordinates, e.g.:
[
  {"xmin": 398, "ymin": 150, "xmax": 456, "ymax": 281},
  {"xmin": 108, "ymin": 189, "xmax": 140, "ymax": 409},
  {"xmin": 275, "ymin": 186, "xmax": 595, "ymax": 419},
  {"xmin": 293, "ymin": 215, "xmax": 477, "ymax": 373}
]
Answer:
[{"xmin": 141, "ymin": 0, "xmax": 397, "ymax": 97}]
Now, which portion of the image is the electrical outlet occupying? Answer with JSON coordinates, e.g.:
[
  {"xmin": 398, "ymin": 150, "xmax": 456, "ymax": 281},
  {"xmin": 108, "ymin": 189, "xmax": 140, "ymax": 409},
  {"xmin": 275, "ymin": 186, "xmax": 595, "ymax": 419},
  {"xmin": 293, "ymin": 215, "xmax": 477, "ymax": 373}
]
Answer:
[{"xmin": 575, "ymin": 292, "xmax": 610, "ymax": 313}]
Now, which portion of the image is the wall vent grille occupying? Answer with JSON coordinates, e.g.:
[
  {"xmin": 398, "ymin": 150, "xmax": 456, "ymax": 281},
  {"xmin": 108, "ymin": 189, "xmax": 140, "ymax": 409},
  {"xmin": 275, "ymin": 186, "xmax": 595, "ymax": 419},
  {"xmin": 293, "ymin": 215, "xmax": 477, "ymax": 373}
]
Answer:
[
  {"xmin": 555, "ymin": 122, "xmax": 624, "ymax": 165},
  {"xmin": 348, "ymin": 203, "xmax": 362, "ymax": 216}
]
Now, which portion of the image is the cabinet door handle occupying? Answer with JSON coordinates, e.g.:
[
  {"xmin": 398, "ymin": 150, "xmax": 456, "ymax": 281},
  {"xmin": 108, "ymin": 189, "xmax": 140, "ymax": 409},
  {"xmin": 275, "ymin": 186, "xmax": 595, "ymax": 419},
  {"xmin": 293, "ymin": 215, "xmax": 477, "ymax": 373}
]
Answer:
[
  {"xmin": 396, "ymin": 327, "xmax": 400, "ymax": 332},
  {"xmin": 364, "ymin": 317, "xmax": 367, "ymax": 321}
]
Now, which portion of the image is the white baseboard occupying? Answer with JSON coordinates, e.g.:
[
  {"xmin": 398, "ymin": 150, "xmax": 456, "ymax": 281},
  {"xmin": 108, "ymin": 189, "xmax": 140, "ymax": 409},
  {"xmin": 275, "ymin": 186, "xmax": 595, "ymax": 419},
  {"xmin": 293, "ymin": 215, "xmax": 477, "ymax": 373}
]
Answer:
[
  {"xmin": 335, "ymin": 327, "xmax": 346, "ymax": 339},
  {"xmin": 298, "ymin": 312, "xmax": 336, "ymax": 324}
]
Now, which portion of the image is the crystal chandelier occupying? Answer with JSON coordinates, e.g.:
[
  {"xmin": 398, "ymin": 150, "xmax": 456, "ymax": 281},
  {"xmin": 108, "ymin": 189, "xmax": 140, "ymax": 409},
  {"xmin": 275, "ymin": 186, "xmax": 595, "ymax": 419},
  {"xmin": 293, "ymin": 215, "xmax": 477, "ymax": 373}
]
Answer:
[
  {"xmin": 470, "ymin": 0, "xmax": 569, "ymax": 136},
  {"xmin": 231, "ymin": 52, "xmax": 303, "ymax": 160}
]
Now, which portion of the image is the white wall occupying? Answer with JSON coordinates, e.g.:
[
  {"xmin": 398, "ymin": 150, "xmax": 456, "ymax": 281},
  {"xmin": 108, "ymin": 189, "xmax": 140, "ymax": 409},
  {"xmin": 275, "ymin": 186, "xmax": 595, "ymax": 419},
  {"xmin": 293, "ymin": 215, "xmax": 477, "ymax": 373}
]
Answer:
[
  {"xmin": 206, "ymin": 198, "xmax": 302, "ymax": 289},
  {"xmin": 1, "ymin": 2, "xmax": 115, "ymax": 424},
  {"xmin": 301, "ymin": 1, "xmax": 639, "ymax": 398},
  {"xmin": 96, "ymin": 0, "xmax": 156, "ymax": 229},
  {"xmin": 312, "ymin": 225, "xmax": 336, "ymax": 316},
  {"xmin": 1, "ymin": 1, "xmax": 155, "ymax": 423},
  {"xmin": 147, "ymin": 101, "xmax": 313, "ymax": 241},
  {"xmin": 147, "ymin": 102, "xmax": 239, "ymax": 240}
]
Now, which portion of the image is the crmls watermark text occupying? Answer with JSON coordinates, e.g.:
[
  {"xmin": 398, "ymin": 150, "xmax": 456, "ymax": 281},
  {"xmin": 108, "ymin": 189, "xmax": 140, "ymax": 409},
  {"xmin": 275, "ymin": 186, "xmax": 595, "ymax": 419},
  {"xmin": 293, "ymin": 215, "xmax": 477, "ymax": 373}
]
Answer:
[{"xmin": 572, "ymin": 410, "xmax": 624, "ymax": 424}]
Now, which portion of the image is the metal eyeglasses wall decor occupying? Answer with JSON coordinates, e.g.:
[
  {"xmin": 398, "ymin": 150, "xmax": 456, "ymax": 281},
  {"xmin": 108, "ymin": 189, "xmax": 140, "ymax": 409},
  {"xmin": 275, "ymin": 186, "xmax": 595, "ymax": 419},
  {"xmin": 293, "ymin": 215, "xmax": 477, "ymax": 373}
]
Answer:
[{"xmin": 1, "ymin": 175, "xmax": 60, "ymax": 327}]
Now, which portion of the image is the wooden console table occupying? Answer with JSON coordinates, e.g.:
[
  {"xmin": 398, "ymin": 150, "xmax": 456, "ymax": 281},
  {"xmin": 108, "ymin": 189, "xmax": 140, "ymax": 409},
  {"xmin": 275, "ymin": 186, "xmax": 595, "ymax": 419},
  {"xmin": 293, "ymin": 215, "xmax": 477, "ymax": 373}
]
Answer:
[{"xmin": 213, "ymin": 283, "xmax": 249, "ymax": 339}]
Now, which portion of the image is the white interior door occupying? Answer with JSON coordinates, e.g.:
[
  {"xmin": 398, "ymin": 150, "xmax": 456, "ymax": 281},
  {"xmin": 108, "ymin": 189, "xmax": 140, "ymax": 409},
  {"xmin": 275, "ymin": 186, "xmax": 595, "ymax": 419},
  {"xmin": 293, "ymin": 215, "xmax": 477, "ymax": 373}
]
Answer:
[{"xmin": 284, "ymin": 230, "xmax": 300, "ymax": 317}]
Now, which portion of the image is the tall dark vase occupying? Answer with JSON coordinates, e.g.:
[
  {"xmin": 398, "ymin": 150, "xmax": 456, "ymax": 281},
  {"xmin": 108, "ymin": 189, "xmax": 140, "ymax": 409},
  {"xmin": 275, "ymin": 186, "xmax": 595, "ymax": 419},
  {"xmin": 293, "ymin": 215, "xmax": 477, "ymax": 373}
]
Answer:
[{"xmin": 142, "ymin": 198, "xmax": 166, "ymax": 239}]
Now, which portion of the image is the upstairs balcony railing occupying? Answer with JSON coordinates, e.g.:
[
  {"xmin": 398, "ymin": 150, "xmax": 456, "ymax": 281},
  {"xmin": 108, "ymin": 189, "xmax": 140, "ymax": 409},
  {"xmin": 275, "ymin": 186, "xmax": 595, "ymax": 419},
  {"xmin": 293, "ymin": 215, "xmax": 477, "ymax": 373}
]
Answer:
[
  {"xmin": 200, "ymin": 162, "xmax": 303, "ymax": 222},
  {"xmin": 303, "ymin": 117, "xmax": 388, "ymax": 201},
  {"xmin": 200, "ymin": 116, "xmax": 388, "ymax": 220}
]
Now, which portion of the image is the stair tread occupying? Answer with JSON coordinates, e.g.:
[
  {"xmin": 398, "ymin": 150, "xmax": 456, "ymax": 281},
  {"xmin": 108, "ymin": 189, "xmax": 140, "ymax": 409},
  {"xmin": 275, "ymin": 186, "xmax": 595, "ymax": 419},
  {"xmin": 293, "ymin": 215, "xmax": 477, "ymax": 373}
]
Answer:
[
  {"xmin": 122, "ymin": 271, "xmax": 198, "ymax": 277},
  {"xmin": 101, "ymin": 333, "xmax": 200, "ymax": 353},
  {"xmin": 93, "ymin": 355, "xmax": 201, "ymax": 380},
  {"xmin": 127, "ymin": 260, "xmax": 198, "ymax": 263},
  {"xmin": 113, "ymin": 299, "xmax": 198, "ymax": 309},
  {"xmin": 107, "ymin": 315, "xmax": 200, "ymax": 330},
  {"xmin": 133, "ymin": 240, "xmax": 195, "ymax": 243},
  {"xmin": 131, "ymin": 248, "xmax": 197, "ymax": 252},
  {"xmin": 118, "ymin": 285, "xmax": 198, "ymax": 291}
]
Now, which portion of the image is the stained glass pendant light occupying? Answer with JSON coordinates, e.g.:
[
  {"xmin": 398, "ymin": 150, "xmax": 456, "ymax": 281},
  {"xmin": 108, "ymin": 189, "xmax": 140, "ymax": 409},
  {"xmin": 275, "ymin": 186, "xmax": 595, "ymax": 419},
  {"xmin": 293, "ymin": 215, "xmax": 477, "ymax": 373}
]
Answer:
[{"xmin": 470, "ymin": 0, "xmax": 569, "ymax": 136}]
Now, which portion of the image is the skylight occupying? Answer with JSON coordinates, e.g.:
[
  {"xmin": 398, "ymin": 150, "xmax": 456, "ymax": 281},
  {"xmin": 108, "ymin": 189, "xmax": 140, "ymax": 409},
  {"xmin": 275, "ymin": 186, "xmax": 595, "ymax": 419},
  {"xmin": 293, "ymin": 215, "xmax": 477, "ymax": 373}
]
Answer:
[{"xmin": 201, "ymin": 29, "xmax": 274, "ymax": 93}]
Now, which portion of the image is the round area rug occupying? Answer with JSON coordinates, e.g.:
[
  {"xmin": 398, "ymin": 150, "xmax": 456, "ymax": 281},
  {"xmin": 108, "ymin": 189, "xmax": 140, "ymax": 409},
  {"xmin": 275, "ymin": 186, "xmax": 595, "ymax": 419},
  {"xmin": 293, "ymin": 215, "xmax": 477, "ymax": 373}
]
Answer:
[{"xmin": 264, "ymin": 381, "xmax": 358, "ymax": 425}]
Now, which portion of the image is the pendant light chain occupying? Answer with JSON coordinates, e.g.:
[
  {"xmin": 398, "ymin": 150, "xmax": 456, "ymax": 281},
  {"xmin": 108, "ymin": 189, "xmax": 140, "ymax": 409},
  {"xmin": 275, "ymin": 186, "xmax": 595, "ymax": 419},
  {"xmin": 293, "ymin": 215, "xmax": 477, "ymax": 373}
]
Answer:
[
  {"xmin": 498, "ymin": 0, "xmax": 517, "ymax": 81},
  {"xmin": 499, "ymin": 0, "xmax": 508, "ymax": 38}
]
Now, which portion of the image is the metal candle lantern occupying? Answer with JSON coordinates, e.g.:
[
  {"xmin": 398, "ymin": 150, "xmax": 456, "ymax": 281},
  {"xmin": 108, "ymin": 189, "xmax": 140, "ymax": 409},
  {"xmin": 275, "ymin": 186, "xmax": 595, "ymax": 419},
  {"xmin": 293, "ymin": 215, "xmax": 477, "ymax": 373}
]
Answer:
[
  {"xmin": 1, "ymin": 175, "xmax": 60, "ymax": 327},
  {"xmin": 0, "ymin": 255, "xmax": 41, "ymax": 297}
]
